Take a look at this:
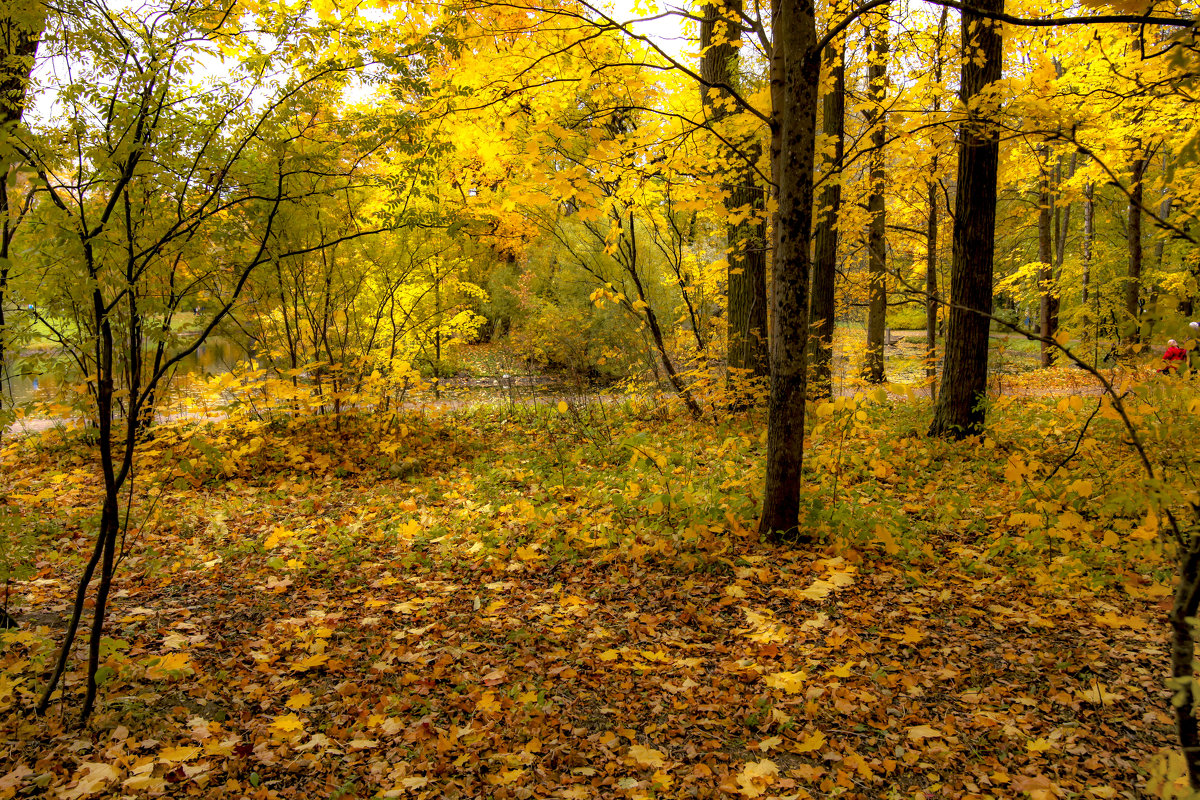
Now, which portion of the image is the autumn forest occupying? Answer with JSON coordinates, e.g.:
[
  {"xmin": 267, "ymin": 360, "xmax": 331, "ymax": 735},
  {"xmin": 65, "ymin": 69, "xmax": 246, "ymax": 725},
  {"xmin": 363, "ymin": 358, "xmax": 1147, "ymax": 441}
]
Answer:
[{"xmin": 1, "ymin": 0, "xmax": 1200, "ymax": 796}]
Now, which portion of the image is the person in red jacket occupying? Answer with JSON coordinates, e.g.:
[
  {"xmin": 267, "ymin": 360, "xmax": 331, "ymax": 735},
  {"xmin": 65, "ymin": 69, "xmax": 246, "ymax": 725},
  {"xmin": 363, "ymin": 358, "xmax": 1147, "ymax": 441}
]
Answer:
[{"xmin": 1161, "ymin": 339, "xmax": 1188, "ymax": 373}]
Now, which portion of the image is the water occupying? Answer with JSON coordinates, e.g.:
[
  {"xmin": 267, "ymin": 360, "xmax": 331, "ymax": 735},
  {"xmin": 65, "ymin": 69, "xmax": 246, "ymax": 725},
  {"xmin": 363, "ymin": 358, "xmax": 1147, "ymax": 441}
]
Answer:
[{"xmin": 1, "ymin": 336, "xmax": 244, "ymax": 410}]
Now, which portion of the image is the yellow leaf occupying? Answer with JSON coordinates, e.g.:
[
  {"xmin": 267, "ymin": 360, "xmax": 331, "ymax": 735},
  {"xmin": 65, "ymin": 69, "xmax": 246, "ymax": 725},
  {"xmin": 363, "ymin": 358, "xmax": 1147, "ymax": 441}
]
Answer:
[
  {"xmin": 736, "ymin": 758, "xmax": 778, "ymax": 797},
  {"xmin": 264, "ymin": 526, "xmax": 293, "ymax": 549},
  {"xmin": 286, "ymin": 692, "xmax": 313, "ymax": 710},
  {"xmin": 627, "ymin": 744, "xmax": 666, "ymax": 768},
  {"xmin": 271, "ymin": 713, "xmax": 304, "ymax": 735},
  {"xmin": 146, "ymin": 652, "xmax": 194, "ymax": 680},
  {"xmin": 1027, "ymin": 737, "xmax": 1055, "ymax": 753},
  {"xmin": 61, "ymin": 762, "xmax": 119, "ymax": 799},
  {"xmin": 1093, "ymin": 612, "xmax": 1147, "ymax": 630},
  {"xmin": 158, "ymin": 746, "xmax": 201, "ymax": 763},
  {"xmin": 793, "ymin": 731, "xmax": 826, "ymax": 753},
  {"xmin": 907, "ymin": 725, "xmax": 942, "ymax": 740},
  {"xmin": 557, "ymin": 401, "xmax": 568, "ymax": 414},
  {"xmin": 763, "ymin": 671, "xmax": 806, "ymax": 693},
  {"xmin": 291, "ymin": 653, "xmax": 330, "ymax": 672},
  {"xmin": 827, "ymin": 662, "xmax": 853, "ymax": 679},
  {"xmin": 476, "ymin": 691, "xmax": 502, "ymax": 713},
  {"xmin": 515, "ymin": 545, "xmax": 544, "ymax": 562},
  {"xmin": 757, "ymin": 736, "xmax": 783, "ymax": 751}
]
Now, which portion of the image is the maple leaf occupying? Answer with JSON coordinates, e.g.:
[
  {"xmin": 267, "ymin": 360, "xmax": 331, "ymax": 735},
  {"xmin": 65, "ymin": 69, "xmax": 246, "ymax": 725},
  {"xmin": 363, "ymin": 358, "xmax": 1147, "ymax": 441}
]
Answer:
[
  {"xmin": 146, "ymin": 652, "xmax": 194, "ymax": 680},
  {"xmin": 763, "ymin": 670, "xmax": 806, "ymax": 693},
  {"xmin": 906, "ymin": 725, "xmax": 942, "ymax": 741},
  {"xmin": 60, "ymin": 763, "xmax": 119, "ymax": 799},
  {"xmin": 271, "ymin": 713, "xmax": 305, "ymax": 735},
  {"xmin": 291, "ymin": 653, "xmax": 330, "ymax": 672},
  {"xmin": 627, "ymin": 744, "xmax": 666, "ymax": 768},
  {"xmin": 158, "ymin": 746, "xmax": 201, "ymax": 762},
  {"xmin": 793, "ymin": 731, "xmax": 826, "ymax": 753},
  {"xmin": 735, "ymin": 759, "xmax": 778, "ymax": 797},
  {"xmin": 286, "ymin": 691, "xmax": 313, "ymax": 709}
]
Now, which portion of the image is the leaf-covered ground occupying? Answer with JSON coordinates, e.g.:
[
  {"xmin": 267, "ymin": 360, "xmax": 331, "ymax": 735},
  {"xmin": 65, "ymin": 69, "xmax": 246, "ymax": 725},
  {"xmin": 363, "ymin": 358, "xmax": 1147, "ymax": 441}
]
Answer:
[{"xmin": 0, "ymin": 384, "xmax": 1190, "ymax": 799}]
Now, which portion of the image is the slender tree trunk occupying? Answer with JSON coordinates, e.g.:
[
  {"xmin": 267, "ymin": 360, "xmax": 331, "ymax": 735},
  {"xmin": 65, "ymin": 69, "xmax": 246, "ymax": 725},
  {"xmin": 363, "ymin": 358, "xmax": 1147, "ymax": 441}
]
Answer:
[
  {"xmin": 1146, "ymin": 153, "xmax": 1172, "ymax": 341},
  {"xmin": 863, "ymin": 14, "xmax": 889, "ymax": 384},
  {"xmin": 701, "ymin": 0, "xmax": 769, "ymax": 396},
  {"xmin": 1126, "ymin": 154, "xmax": 1146, "ymax": 343},
  {"xmin": 811, "ymin": 38, "xmax": 845, "ymax": 399},
  {"xmin": 925, "ymin": 7, "xmax": 948, "ymax": 395},
  {"xmin": 759, "ymin": 0, "xmax": 818, "ymax": 539},
  {"xmin": 626, "ymin": 210, "xmax": 703, "ymax": 418},
  {"xmin": 1082, "ymin": 180, "xmax": 1094, "ymax": 307},
  {"xmin": 1054, "ymin": 150, "xmax": 1075, "ymax": 302},
  {"xmin": 929, "ymin": 0, "xmax": 1004, "ymax": 439},
  {"xmin": 925, "ymin": 177, "xmax": 938, "ymax": 393},
  {"xmin": 1038, "ymin": 145, "xmax": 1055, "ymax": 366}
]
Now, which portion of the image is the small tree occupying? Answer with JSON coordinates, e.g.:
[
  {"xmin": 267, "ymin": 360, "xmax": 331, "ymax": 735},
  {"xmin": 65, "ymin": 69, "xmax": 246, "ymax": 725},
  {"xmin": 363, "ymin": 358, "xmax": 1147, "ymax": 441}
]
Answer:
[{"xmin": 18, "ymin": 0, "xmax": 390, "ymax": 720}]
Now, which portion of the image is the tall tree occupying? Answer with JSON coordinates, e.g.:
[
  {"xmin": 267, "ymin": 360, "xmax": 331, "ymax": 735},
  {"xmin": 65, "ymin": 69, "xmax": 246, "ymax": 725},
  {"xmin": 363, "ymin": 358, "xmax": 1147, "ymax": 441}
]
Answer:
[
  {"xmin": 1126, "ymin": 150, "xmax": 1147, "ymax": 342},
  {"xmin": 758, "ymin": 0, "xmax": 818, "ymax": 538},
  {"xmin": 700, "ymin": 0, "xmax": 768, "ymax": 397},
  {"xmin": 1037, "ymin": 143, "xmax": 1056, "ymax": 365},
  {"xmin": 863, "ymin": 11, "xmax": 889, "ymax": 384},
  {"xmin": 929, "ymin": 0, "xmax": 1004, "ymax": 439},
  {"xmin": 810, "ymin": 24, "xmax": 845, "ymax": 399},
  {"xmin": 925, "ymin": 6, "xmax": 949, "ymax": 394},
  {"xmin": 0, "ymin": 0, "xmax": 41, "ymax": 423}
]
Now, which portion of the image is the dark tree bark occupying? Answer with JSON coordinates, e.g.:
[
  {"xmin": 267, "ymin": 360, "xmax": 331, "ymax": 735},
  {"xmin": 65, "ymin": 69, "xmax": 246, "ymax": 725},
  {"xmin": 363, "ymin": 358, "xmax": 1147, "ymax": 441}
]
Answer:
[
  {"xmin": 758, "ymin": 0, "xmax": 818, "ymax": 539},
  {"xmin": 1082, "ymin": 179, "xmax": 1094, "ymax": 307},
  {"xmin": 1037, "ymin": 144, "xmax": 1055, "ymax": 366},
  {"xmin": 929, "ymin": 0, "xmax": 1004, "ymax": 439},
  {"xmin": 810, "ymin": 36, "xmax": 845, "ymax": 399},
  {"xmin": 1126, "ymin": 153, "xmax": 1147, "ymax": 343},
  {"xmin": 863, "ymin": 14, "xmax": 889, "ymax": 384},
  {"xmin": 0, "ymin": 1, "xmax": 41, "ymax": 421},
  {"xmin": 701, "ymin": 0, "xmax": 769, "ymax": 395}
]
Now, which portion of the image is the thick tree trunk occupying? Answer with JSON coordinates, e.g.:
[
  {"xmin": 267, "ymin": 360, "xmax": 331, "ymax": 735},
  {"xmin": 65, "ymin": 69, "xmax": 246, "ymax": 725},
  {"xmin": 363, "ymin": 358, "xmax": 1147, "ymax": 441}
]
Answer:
[
  {"xmin": 863, "ymin": 15, "xmax": 889, "ymax": 384},
  {"xmin": 1126, "ymin": 154, "xmax": 1146, "ymax": 343},
  {"xmin": 0, "ymin": 1, "xmax": 41, "ymax": 422},
  {"xmin": 811, "ymin": 39, "xmax": 845, "ymax": 399},
  {"xmin": 701, "ymin": 0, "xmax": 769, "ymax": 394},
  {"xmin": 1038, "ymin": 145, "xmax": 1055, "ymax": 366},
  {"xmin": 759, "ymin": 0, "xmax": 817, "ymax": 539},
  {"xmin": 929, "ymin": 0, "xmax": 1003, "ymax": 439}
]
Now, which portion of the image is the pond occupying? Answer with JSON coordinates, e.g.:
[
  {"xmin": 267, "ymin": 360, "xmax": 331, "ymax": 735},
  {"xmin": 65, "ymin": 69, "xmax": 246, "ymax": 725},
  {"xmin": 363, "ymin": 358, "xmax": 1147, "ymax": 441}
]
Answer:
[{"xmin": 1, "ymin": 336, "xmax": 246, "ymax": 410}]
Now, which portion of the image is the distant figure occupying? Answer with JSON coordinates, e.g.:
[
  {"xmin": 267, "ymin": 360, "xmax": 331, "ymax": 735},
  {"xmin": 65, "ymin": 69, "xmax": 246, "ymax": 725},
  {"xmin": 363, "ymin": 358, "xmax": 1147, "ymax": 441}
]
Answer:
[{"xmin": 1162, "ymin": 339, "xmax": 1188, "ymax": 374}]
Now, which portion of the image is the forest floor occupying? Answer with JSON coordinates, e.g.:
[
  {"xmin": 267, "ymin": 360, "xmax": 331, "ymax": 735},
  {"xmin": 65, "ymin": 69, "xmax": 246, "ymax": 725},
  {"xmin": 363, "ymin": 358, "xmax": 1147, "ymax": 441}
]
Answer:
[{"xmin": 0, "ymin": 362, "xmax": 1192, "ymax": 799}]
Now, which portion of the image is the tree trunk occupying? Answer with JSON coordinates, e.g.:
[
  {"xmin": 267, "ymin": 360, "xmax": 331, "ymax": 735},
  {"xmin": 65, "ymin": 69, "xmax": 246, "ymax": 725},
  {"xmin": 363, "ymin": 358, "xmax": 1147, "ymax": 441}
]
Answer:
[
  {"xmin": 925, "ymin": 7, "xmax": 948, "ymax": 396},
  {"xmin": 1038, "ymin": 144, "xmax": 1055, "ymax": 366},
  {"xmin": 1053, "ymin": 150, "xmax": 1074, "ymax": 330},
  {"xmin": 1146, "ymin": 153, "xmax": 1173, "ymax": 342},
  {"xmin": 626, "ymin": 210, "xmax": 703, "ymax": 418},
  {"xmin": 863, "ymin": 15, "xmax": 889, "ymax": 384},
  {"xmin": 701, "ymin": 0, "xmax": 769, "ymax": 396},
  {"xmin": 1126, "ymin": 154, "xmax": 1146, "ymax": 343},
  {"xmin": 0, "ymin": 1, "xmax": 42, "ymax": 423},
  {"xmin": 929, "ymin": 0, "xmax": 1004, "ymax": 439},
  {"xmin": 759, "ymin": 0, "xmax": 818, "ymax": 539},
  {"xmin": 1082, "ymin": 179, "xmax": 1094, "ymax": 307},
  {"xmin": 810, "ymin": 38, "xmax": 845, "ymax": 399}
]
